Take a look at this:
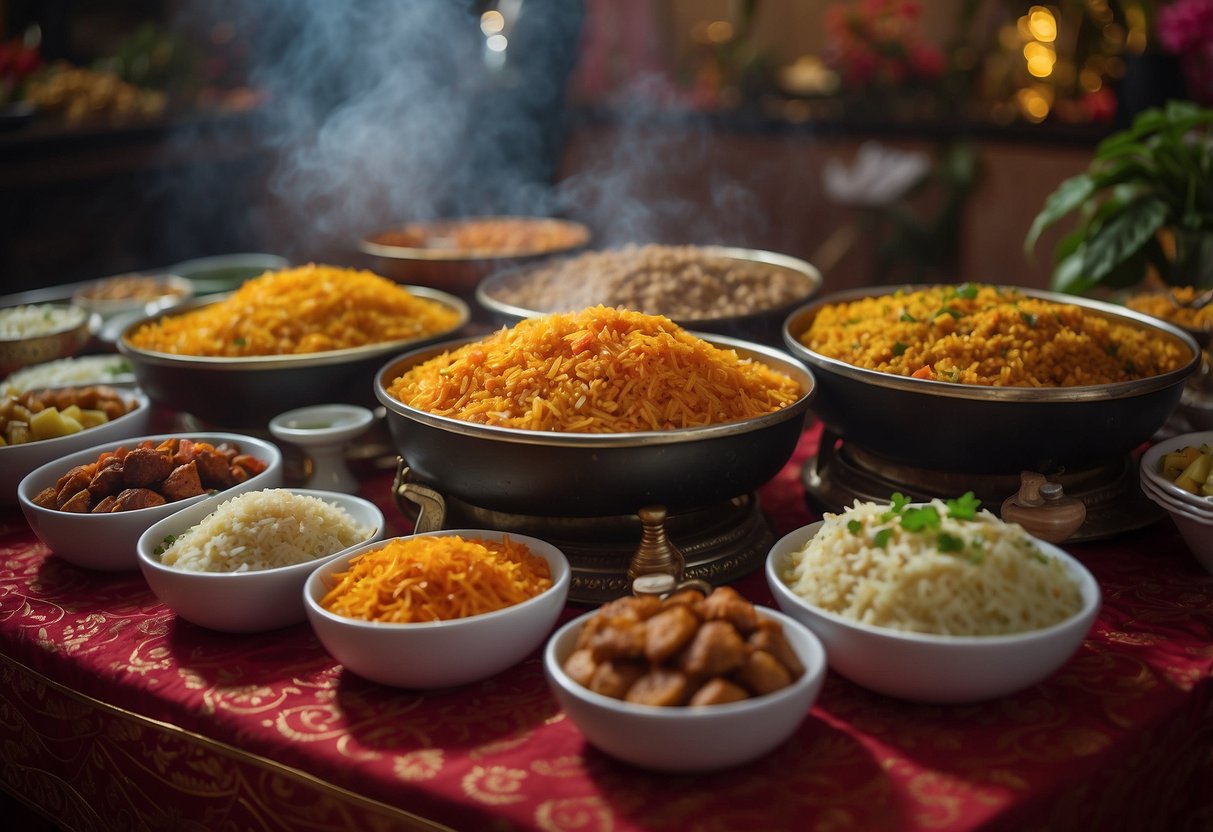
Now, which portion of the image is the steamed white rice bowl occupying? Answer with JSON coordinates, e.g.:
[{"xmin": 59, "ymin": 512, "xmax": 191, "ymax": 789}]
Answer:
[
  {"xmin": 158, "ymin": 489, "xmax": 372, "ymax": 573},
  {"xmin": 782, "ymin": 496, "xmax": 1084, "ymax": 636}
]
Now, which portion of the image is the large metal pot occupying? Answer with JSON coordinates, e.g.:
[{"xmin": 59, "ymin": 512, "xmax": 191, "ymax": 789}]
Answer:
[
  {"xmin": 375, "ymin": 333, "xmax": 816, "ymax": 517},
  {"xmin": 118, "ymin": 287, "xmax": 468, "ymax": 428},
  {"xmin": 476, "ymin": 245, "xmax": 823, "ymax": 347},
  {"xmin": 782, "ymin": 285, "xmax": 1201, "ymax": 473}
]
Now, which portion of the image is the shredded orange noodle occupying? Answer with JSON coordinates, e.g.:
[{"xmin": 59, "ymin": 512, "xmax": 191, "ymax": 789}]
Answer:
[{"xmin": 320, "ymin": 535, "xmax": 553, "ymax": 623}]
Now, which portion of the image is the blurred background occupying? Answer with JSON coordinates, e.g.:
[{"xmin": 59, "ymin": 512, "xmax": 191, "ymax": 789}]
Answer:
[{"xmin": 1, "ymin": 0, "xmax": 1206, "ymax": 295}]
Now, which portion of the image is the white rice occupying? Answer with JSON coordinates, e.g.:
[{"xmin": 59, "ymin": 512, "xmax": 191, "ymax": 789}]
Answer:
[
  {"xmin": 158, "ymin": 489, "xmax": 372, "ymax": 573},
  {"xmin": 3, "ymin": 354, "xmax": 134, "ymax": 393},
  {"xmin": 783, "ymin": 498, "xmax": 1084, "ymax": 636},
  {"xmin": 0, "ymin": 304, "xmax": 88, "ymax": 340}
]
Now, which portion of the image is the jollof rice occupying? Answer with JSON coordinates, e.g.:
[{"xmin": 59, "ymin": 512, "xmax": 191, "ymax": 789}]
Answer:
[
  {"xmin": 387, "ymin": 305, "xmax": 803, "ymax": 432},
  {"xmin": 126, "ymin": 264, "xmax": 461, "ymax": 356},
  {"xmin": 799, "ymin": 284, "xmax": 1188, "ymax": 386}
]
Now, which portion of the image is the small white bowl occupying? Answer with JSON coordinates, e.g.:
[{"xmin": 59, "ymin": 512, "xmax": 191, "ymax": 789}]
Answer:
[
  {"xmin": 304, "ymin": 529, "xmax": 571, "ymax": 689},
  {"xmin": 17, "ymin": 432, "xmax": 282, "ymax": 571},
  {"xmin": 766, "ymin": 521, "xmax": 1101, "ymax": 704},
  {"xmin": 1139, "ymin": 430, "xmax": 1213, "ymax": 512},
  {"xmin": 268, "ymin": 404, "xmax": 375, "ymax": 493},
  {"xmin": 543, "ymin": 606, "xmax": 826, "ymax": 773},
  {"xmin": 1, "ymin": 386, "xmax": 151, "ymax": 504},
  {"xmin": 1138, "ymin": 477, "xmax": 1213, "ymax": 573},
  {"xmin": 1138, "ymin": 475, "xmax": 1213, "ymax": 521},
  {"xmin": 137, "ymin": 488, "xmax": 385, "ymax": 633}
]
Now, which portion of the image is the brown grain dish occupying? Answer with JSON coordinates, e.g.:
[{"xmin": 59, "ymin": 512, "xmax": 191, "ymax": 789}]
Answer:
[
  {"xmin": 563, "ymin": 586, "xmax": 805, "ymax": 706},
  {"xmin": 483, "ymin": 244, "xmax": 818, "ymax": 321}
]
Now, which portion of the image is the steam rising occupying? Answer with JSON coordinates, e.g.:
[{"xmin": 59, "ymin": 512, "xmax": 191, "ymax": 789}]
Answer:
[{"xmin": 214, "ymin": 0, "xmax": 582, "ymax": 257}]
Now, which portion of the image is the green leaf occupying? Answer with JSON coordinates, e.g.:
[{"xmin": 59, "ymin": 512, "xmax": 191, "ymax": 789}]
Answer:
[
  {"xmin": 1051, "ymin": 246, "xmax": 1094, "ymax": 294},
  {"xmin": 900, "ymin": 505, "xmax": 941, "ymax": 532},
  {"xmin": 1080, "ymin": 198, "xmax": 1168, "ymax": 284},
  {"xmin": 874, "ymin": 528, "xmax": 893, "ymax": 549},
  {"xmin": 1025, "ymin": 174, "xmax": 1096, "ymax": 254},
  {"xmin": 937, "ymin": 532, "xmax": 965, "ymax": 553},
  {"xmin": 946, "ymin": 491, "xmax": 982, "ymax": 520}
]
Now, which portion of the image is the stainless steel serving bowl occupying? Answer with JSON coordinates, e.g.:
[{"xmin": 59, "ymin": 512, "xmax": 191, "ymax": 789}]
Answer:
[
  {"xmin": 117, "ymin": 287, "xmax": 469, "ymax": 428},
  {"xmin": 782, "ymin": 285, "xmax": 1201, "ymax": 473},
  {"xmin": 476, "ymin": 245, "xmax": 822, "ymax": 347},
  {"xmin": 360, "ymin": 216, "xmax": 591, "ymax": 300},
  {"xmin": 374, "ymin": 333, "xmax": 816, "ymax": 517}
]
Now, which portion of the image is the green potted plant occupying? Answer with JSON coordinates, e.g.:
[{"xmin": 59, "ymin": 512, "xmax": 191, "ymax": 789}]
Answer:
[{"xmin": 1026, "ymin": 100, "xmax": 1213, "ymax": 295}]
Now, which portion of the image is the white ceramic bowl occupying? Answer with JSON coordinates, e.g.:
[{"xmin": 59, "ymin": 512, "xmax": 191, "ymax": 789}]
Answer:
[
  {"xmin": 17, "ymin": 432, "xmax": 283, "ymax": 571},
  {"xmin": 543, "ymin": 606, "xmax": 826, "ymax": 773},
  {"xmin": 1139, "ymin": 430, "xmax": 1213, "ymax": 513},
  {"xmin": 136, "ymin": 488, "xmax": 386, "ymax": 633},
  {"xmin": 1138, "ymin": 476, "xmax": 1213, "ymax": 573},
  {"xmin": 72, "ymin": 272, "xmax": 194, "ymax": 321},
  {"xmin": 766, "ymin": 521, "xmax": 1101, "ymax": 704},
  {"xmin": 1, "ymin": 386, "xmax": 151, "ymax": 504},
  {"xmin": 304, "ymin": 529, "xmax": 571, "ymax": 689}
]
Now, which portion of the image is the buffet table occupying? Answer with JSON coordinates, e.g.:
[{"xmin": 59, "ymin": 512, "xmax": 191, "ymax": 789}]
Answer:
[{"xmin": 2, "ymin": 421, "xmax": 1211, "ymax": 832}]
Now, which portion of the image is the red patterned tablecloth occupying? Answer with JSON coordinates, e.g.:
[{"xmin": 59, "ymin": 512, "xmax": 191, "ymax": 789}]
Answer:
[{"xmin": 2, "ymin": 425, "xmax": 1212, "ymax": 832}]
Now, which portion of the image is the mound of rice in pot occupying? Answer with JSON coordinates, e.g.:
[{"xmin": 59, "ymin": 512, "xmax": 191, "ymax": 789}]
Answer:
[{"xmin": 386, "ymin": 305, "xmax": 802, "ymax": 433}]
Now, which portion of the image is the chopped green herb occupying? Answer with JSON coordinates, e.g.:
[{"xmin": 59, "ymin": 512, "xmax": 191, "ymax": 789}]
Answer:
[
  {"xmin": 934, "ymin": 305, "xmax": 962, "ymax": 320},
  {"xmin": 153, "ymin": 534, "xmax": 177, "ymax": 557},
  {"xmin": 1105, "ymin": 343, "xmax": 1119, "ymax": 357},
  {"xmin": 900, "ymin": 505, "xmax": 941, "ymax": 532},
  {"xmin": 847, "ymin": 519, "xmax": 863, "ymax": 535},
  {"xmin": 873, "ymin": 528, "xmax": 893, "ymax": 549},
  {"xmin": 890, "ymin": 492, "xmax": 911, "ymax": 512},
  {"xmin": 969, "ymin": 549, "xmax": 985, "ymax": 565},
  {"xmin": 233, "ymin": 337, "xmax": 247, "ymax": 347},
  {"xmin": 955, "ymin": 283, "xmax": 978, "ymax": 300},
  {"xmin": 892, "ymin": 341, "xmax": 908, "ymax": 356},
  {"xmin": 899, "ymin": 310, "xmax": 917, "ymax": 323},
  {"xmin": 937, "ymin": 532, "xmax": 965, "ymax": 553},
  {"xmin": 1020, "ymin": 311, "xmax": 1037, "ymax": 327},
  {"xmin": 945, "ymin": 491, "xmax": 981, "ymax": 520}
]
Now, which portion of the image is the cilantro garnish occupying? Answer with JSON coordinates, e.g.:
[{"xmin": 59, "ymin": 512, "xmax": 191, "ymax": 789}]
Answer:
[
  {"xmin": 892, "ymin": 342, "xmax": 908, "ymax": 356},
  {"xmin": 937, "ymin": 532, "xmax": 965, "ymax": 553},
  {"xmin": 233, "ymin": 337, "xmax": 247, "ymax": 347},
  {"xmin": 899, "ymin": 310, "xmax": 917, "ymax": 323},
  {"xmin": 945, "ymin": 491, "xmax": 981, "ymax": 520},
  {"xmin": 873, "ymin": 528, "xmax": 893, "ymax": 549},
  {"xmin": 934, "ymin": 305, "xmax": 962, "ymax": 320},
  {"xmin": 1020, "ymin": 311, "xmax": 1037, "ymax": 327},
  {"xmin": 847, "ymin": 519, "xmax": 862, "ymax": 535},
  {"xmin": 955, "ymin": 283, "xmax": 978, "ymax": 300},
  {"xmin": 153, "ymin": 534, "xmax": 177, "ymax": 556},
  {"xmin": 900, "ymin": 505, "xmax": 941, "ymax": 532}
]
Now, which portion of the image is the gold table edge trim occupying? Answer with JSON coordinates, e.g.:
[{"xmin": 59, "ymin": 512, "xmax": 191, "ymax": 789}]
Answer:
[{"xmin": 0, "ymin": 651, "xmax": 458, "ymax": 832}]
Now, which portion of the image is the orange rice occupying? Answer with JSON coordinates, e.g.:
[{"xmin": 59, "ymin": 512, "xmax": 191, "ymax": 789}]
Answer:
[
  {"xmin": 319, "ymin": 535, "xmax": 553, "ymax": 623},
  {"xmin": 386, "ymin": 305, "xmax": 803, "ymax": 432},
  {"xmin": 799, "ymin": 284, "xmax": 1189, "ymax": 387},
  {"xmin": 125, "ymin": 264, "xmax": 461, "ymax": 356}
]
